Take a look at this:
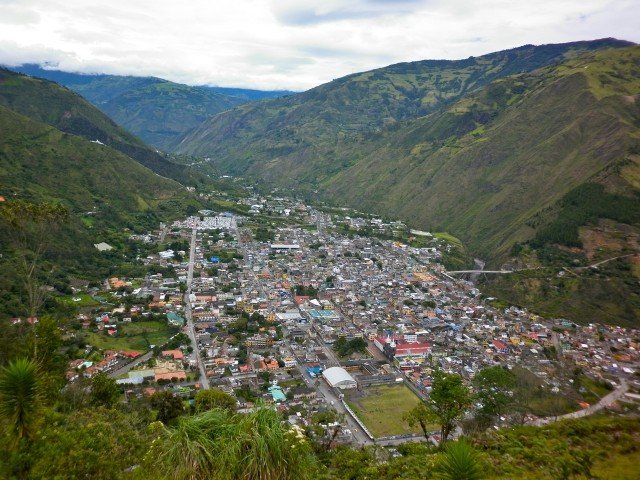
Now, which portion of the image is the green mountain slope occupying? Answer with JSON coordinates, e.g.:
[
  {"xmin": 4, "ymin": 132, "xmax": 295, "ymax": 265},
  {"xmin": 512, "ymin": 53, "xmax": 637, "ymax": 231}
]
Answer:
[
  {"xmin": 0, "ymin": 104, "xmax": 185, "ymax": 215},
  {"xmin": 10, "ymin": 65, "xmax": 294, "ymax": 151},
  {"xmin": 177, "ymin": 42, "xmax": 638, "ymax": 259},
  {"xmin": 336, "ymin": 47, "xmax": 640, "ymax": 325},
  {"xmin": 97, "ymin": 80, "xmax": 244, "ymax": 151},
  {"xmin": 0, "ymin": 68, "xmax": 200, "ymax": 184},
  {"xmin": 176, "ymin": 38, "xmax": 632, "ymax": 169},
  {"xmin": 320, "ymin": 46, "xmax": 640, "ymax": 259}
]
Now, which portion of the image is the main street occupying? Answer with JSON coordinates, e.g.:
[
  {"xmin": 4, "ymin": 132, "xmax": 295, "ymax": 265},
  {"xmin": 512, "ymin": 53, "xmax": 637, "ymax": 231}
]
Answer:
[{"xmin": 184, "ymin": 224, "xmax": 210, "ymax": 389}]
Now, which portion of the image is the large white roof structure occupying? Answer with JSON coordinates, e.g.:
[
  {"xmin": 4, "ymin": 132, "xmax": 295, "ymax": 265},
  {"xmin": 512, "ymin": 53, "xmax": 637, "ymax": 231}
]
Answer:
[{"xmin": 322, "ymin": 366, "xmax": 357, "ymax": 389}]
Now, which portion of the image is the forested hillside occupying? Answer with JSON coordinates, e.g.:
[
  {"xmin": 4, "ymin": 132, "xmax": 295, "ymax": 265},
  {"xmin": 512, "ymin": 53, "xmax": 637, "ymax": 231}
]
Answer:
[
  {"xmin": 0, "ymin": 70, "xmax": 202, "ymax": 319},
  {"xmin": 176, "ymin": 38, "xmax": 631, "ymax": 169},
  {"xmin": 0, "ymin": 68, "xmax": 204, "ymax": 184},
  {"xmin": 10, "ymin": 65, "xmax": 293, "ymax": 151}
]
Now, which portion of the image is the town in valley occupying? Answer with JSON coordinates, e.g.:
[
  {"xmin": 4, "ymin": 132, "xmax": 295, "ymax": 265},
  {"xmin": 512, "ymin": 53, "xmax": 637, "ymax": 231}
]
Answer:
[{"xmin": 43, "ymin": 186, "xmax": 639, "ymax": 447}]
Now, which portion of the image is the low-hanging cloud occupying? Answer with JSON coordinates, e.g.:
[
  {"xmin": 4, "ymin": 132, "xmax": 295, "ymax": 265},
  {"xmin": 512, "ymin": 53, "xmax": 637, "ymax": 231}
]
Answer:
[{"xmin": 0, "ymin": 0, "xmax": 637, "ymax": 91}]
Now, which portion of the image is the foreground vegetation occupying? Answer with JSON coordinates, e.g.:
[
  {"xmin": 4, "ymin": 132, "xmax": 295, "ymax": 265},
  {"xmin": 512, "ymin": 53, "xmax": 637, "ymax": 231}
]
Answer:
[{"xmin": 2, "ymin": 350, "xmax": 638, "ymax": 480}]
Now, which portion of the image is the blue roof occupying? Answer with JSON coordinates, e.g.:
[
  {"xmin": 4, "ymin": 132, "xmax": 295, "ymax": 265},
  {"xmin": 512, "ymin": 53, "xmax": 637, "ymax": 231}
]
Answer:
[
  {"xmin": 268, "ymin": 385, "xmax": 286, "ymax": 402},
  {"xmin": 167, "ymin": 312, "xmax": 185, "ymax": 325},
  {"xmin": 307, "ymin": 366, "xmax": 323, "ymax": 376}
]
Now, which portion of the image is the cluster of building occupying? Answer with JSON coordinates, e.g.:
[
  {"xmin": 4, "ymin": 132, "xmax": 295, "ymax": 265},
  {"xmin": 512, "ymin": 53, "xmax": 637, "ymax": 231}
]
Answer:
[{"xmin": 64, "ymin": 191, "xmax": 639, "ymax": 444}]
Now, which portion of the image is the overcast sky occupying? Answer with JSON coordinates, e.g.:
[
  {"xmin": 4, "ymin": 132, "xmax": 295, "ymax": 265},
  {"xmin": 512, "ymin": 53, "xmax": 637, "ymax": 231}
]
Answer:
[{"xmin": 0, "ymin": 0, "xmax": 638, "ymax": 91}]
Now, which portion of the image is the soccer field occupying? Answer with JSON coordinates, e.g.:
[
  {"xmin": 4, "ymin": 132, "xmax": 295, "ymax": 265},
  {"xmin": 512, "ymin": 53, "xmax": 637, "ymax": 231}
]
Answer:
[
  {"xmin": 345, "ymin": 384, "xmax": 428, "ymax": 438},
  {"xmin": 86, "ymin": 321, "xmax": 178, "ymax": 352}
]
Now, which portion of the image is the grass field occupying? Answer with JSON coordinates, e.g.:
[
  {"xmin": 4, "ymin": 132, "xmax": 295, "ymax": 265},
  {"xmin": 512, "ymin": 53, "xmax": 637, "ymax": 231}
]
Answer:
[
  {"xmin": 56, "ymin": 293, "xmax": 100, "ymax": 307},
  {"xmin": 85, "ymin": 320, "xmax": 178, "ymax": 352},
  {"xmin": 345, "ymin": 384, "xmax": 429, "ymax": 438}
]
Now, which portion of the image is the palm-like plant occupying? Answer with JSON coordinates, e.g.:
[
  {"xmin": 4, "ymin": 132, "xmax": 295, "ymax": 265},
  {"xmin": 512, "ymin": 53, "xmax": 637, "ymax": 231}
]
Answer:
[
  {"xmin": 0, "ymin": 357, "xmax": 40, "ymax": 446},
  {"xmin": 230, "ymin": 407, "xmax": 314, "ymax": 480},
  {"xmin": 435, "ymin": 439, "xmax": 485, "ymax": 480},
  {"xmin": 148, "ymin": 408, "xmax": 226, "ymax": 480},
  {"xmin": 148, "ymin": 407, "xmax": 316, "ymax": 480}
]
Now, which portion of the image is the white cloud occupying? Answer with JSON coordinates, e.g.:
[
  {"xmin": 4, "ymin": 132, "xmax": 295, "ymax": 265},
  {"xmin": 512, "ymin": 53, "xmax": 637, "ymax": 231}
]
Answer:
[{"xmin": 0, "ymin": 0, "xmax": 637, "ymax": 90}]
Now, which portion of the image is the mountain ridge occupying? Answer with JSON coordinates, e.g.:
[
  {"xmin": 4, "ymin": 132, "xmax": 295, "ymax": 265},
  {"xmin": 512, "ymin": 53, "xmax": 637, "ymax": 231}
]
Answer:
[
  {"xmin": 0, "ymin": 67, "xmax": 202, "ymax": 184},
  {"xmin": 175, "ymin": 38, "xmax": 633, "ymax": 172},
  {"xmin": 7, "ymin": 64, "xmax": 294, "ymax": 151},
  {"xmin": 174, "ymin": 40, "xmax": 638, "ymax": 259}
]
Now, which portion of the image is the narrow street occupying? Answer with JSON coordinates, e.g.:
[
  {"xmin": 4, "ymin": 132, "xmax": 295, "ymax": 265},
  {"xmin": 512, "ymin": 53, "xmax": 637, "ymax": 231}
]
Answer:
[
  {"xmin": 533, "ymin": 379, "xmax": 629, "ymax": 426},
  {"xmin": 184, "ymin": 225, "xmax": 210, "ymax": 389}
]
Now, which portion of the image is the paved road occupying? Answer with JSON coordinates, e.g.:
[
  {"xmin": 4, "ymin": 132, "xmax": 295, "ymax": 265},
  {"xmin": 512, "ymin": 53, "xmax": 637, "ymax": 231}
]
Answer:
[
  {"xmin": 533, "ymin": 379, "xmax": 629, "ymax": 426},
  {"xmin": 448, "ymin": 270, "xmax": 514, "ymax": 274},
  {"xmin": 376, "ymin": 434, "xmax": 430, "ymax": 447},
  {"xmin": 184, "ymin": 226, "xmax": 210, "ymax": 389},
  {"xmin": 579, "ymin": 253, "xmax": 638, "ymax": 269},
  {"xmin": 295, "ymin": 363, "xmax": 373, "ymax": 446},
  {"xmin": 449, "ymin": 253, "xmax": 638, "ymax": 276},
  {"xmin": 108, "ymin": 351, "xmax": 154, "ymax": 378}
]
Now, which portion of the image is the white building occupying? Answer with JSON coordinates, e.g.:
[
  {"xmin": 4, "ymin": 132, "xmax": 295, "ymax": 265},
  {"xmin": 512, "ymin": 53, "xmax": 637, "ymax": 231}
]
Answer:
[{"xmin": 322, "ymin": 367, "xmax": 357, "ymax": 389}]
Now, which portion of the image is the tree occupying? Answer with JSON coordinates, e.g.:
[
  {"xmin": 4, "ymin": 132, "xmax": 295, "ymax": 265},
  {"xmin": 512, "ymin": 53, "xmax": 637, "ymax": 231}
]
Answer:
[
  {"xmin": 0, "ymin": 201, "xmax": 68, "ymax": 323},
  {"xmin": 473, "ymin": 366, "xmax": 515, "ymax": 427},
  {"xmin": 0, "ymin": 358, "xmax": 40, "ymax": 446},
  {"xmin": 151, "ymin": 391, "xmax": 185, "ymax": 424},
  {"xmin": 426, "ymin": 371, "xmax": 472, "ymax": 443},
  {"xmin": 434, "ymin": 439, "xmax": 485, "ymax": 480},
  {"xmin": 333, "ymin": 337, "xmax": 368, "ymax": 357},
  {"xmin": 194, "ymin": 388, "xmax": 237, "ymax": 413},
  {"xmin": 403, "ymin": 403, "xmax": 432, "ymax": 440},
  {"xmin": 31, "ymin": 316, "xmax": 65, "ymax": 403},
  {"xmin": 90, "ymin": 373, "xmax": 120, "ymax": 408}
]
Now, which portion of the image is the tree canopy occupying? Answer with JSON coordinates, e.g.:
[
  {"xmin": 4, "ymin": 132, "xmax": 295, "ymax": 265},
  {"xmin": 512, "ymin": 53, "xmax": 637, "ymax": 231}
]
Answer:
[
  {"xmin": 194, "ymin": 388, "xmax": 237, "ymax": 413},
  {"xmin": 473, "ymin": 366, "xmax": 516, "ymax": 427},
  {"xmin": 425, "ymin": 370, "xmax": 473, "ymax": 443}
]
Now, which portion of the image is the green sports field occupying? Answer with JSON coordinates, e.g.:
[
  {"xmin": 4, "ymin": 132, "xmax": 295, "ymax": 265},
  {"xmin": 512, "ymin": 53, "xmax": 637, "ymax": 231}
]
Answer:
[{"xmin": 346, "ymin": 384, "xmax": 431, "ymax": 438}]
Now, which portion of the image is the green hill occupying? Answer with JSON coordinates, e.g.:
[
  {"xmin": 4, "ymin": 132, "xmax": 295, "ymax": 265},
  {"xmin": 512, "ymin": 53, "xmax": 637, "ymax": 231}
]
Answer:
[
  {"xmin": 0, "ymin": 68, "xmax": 201, "ymax": 184},
  {"xmin": 320, "ymin": 47, "xmax": 640, "ymax": 256},
  {"xmin": 0, "ymin": 104, "xmax": 185, "ymax": 218},
  {"xmin": 176, "ymin": 38, "xmax": 632, "ymax": 171},
  {"xmin": 317, "ymin": 47, "xmax": 640, "ymax": 325},
  {"xmin": 96, "ymin": 80, "xmax": 244, "ymax": 151},
  {"xmin": 10, "ymin": 65, "xmax": 294, "ymax": 151}
]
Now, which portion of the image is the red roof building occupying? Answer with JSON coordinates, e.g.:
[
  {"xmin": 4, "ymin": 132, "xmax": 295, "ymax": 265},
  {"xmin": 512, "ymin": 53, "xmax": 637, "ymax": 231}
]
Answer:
[
  {"xmin": 120, "ymin": 351, "xmax": 142, "ymax": 359},
  {"xmin": 161, "ymin": 349, "xmax": 184, "ymax": 360},
  {"xmin": 154, "ymin": 371, "xmax": 186, "ymax": 382},
  {"xmin": 374, "ymin": 334, "xmax": 430, "ymax": 359},
  {"xmin": 294, "ymin": 295, "xmax": 310, "ymax": 305},
  {"xmin": 492, "ymin": 339, "xmax": 509, "ymax": 353}
]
